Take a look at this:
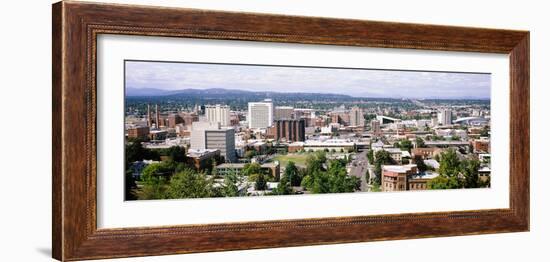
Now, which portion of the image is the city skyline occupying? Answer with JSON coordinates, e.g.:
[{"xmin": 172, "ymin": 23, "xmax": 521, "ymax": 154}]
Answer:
[{"xmin": 125, "ymin": 61, "xmax": 491, "ymax": 99}]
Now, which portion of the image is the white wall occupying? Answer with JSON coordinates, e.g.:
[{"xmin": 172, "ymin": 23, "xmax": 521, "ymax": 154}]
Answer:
[{"xmin": 0, "ymin": 0, "xmax": 547, "ymax": 261}]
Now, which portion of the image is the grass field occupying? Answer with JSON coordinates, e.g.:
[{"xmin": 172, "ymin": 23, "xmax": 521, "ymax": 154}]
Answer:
[{"xmin": 272, "ymin": 153, "xmax": 312, "ymax": 167}]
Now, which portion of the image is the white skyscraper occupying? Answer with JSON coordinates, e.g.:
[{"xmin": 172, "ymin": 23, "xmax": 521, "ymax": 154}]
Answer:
[
  {"xmin": 248, "ymin": 99, "xmax": 274, "ymax": 129},
  {"xmin": 438, "ymin": 109, "xmax": 453, "ymax": 126},
  {"xmin": 350, "ymin": 106, "xmax": 365, "ymax": 127},
  {"xmin": 205, "ymin": 104, "xmax": 230, "ymax": 126}
]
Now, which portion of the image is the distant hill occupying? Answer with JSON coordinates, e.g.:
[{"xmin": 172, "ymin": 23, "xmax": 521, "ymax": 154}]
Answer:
[{"xmin": 126, "ymin": 87, "xmax": 353, "ymax": 100}]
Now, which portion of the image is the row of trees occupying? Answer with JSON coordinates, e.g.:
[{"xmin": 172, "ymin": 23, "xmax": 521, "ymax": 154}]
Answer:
[
  {"xmin": 427, "ymin": 149, "xmax": 490, "ymax": 189},
  {"xmin": 298, "ymin": 151, "xmax": 361, "ymax": 194},
  {"xmin": 135, "ymin": 160, "xmax": 282, "ymax": 200}
]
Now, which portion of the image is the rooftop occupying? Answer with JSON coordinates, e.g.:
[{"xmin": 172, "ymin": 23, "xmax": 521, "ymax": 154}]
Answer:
[{"xmin": 383, "ymin": 164, "xmax": 417, "ymax": 174}]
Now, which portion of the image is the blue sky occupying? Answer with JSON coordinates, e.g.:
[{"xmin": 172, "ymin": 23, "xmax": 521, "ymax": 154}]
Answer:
[{"xmin": 125, "ymin": 61, "xmax": 491, "ymax": 99}]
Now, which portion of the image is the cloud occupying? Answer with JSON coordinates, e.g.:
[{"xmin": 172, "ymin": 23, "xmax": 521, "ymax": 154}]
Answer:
[{"xmin": 125, "ymin": 61, "xmax": 490, "ymax": 99}]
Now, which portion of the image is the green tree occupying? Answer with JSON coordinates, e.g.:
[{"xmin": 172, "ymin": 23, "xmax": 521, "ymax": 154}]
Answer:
[
  {"xmin": 284, "ymin": 161, "xmax": 301, "ymax": 186},
  {"xmin": 427, "ymin": 175, "xmax": 461, "ymax": 189},
  {"xmin": 373, "ymin": 150, "xmax": 395, "ymax": 182},
  {"xmin": 255, "ymin": 172, "xmax": 267, "ymax": 190},
  {"xmin": 305, "ymin": 151, "xmax": 326, "ymax": 174},
  {"xmin": 165, "ymin": 169, "xmax": 212, "ymax": 199},
  {"xmin": 220, "ymin": 170, "xmax": 240, "ymax": 197},
  {"xmin": 245, "ymin": 149, "xmax": 257, "ymax": 159},
  {"xmin": 141, "ymin": 162, "xmax": 175, "ymax": 180},
  {"xmin": 397, "ymin": 139, "xmax": 413, "ymax": 152},
  {"xmin": 273, "ymin": 174, "xmax": 292, "ymax": 195},
  {"xmin": 416, "ymin": 137, "xmax": 426, "ymax": 148},
  {"xmin": 438, "ymin": 149, "xmax": 461, "ymax": 177},
  {"xmin": 125, "ymin": 169, "xmax": 137, "ymax": 200},
  {"xmin": 366, "ymin": 149, "xmax": 374, "ymax": 164},
  {"xmin": 166, "ymin": 146, "xmax": 186, "ymax": 162},
  {"xmin": 243, "ymin": 162, "xmax": 262, "ymax": 176},
  {"xmin": 461, "ymin": 159, "xmax": 481, "ymax": 188},
  {"xmin": 412, "ymin": 155, "xmax": 427, "ymax": 173},
  {"xmin": 137, "ymin": 174, "xmax": 168, "ymax": 200},
  {"xmin": 125, "ymin": 140, "xmax": 160, "ymax": 164}
]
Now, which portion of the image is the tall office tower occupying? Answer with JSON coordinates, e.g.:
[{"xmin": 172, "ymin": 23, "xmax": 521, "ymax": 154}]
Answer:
[
  {"xmin": 205, "ymin": 104, "xmax": 231, "ymax": 126},
  {"xmin": 155, "ymin": 104, "xmax": 161, "ymax": 128},
  {"xmin": 274, "ymin": 106, "xmax": 294, "ymax": 120},
  {"xmin": 146, "ymin": 104, "xmax": 152, "ymax": 127},
  {"xmin": 190, "ymin": 122, "xmax": 236, "ymax": 163},
  {"xmin": 350, "ymin": 106, "xmax": 365, "ymax": 127},
  {"xmin": 437, "ymin": 109, "xmax": 453, "ymax": 126},
  {"xmin": 269, "ymin": 119, "xmax": 306, "ymax": 142},
  {"xmin": 431, "ymin": 117, "xmax": 439, "ymax": 127},
  {"xmin": 167, "ymin": 113, "xmax": 184, "ymax": 128},
  {"xmin": 248, "ymin": 99, "xmax": 274, "ymax": 129},
  {"xmin": 371, "ymin": 119, "xmax": 381, "ymax": 137}
]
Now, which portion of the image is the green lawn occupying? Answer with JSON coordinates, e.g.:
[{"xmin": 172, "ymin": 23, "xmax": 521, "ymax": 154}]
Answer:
[{"xmin": 273, "ymin": 153, "xmax": 311, "ymax": 167}]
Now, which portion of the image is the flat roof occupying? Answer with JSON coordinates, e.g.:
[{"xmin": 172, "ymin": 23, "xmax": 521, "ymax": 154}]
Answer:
[{"xmin": 217, "ymin": 162, "xmax": 279, "ymax": 169}]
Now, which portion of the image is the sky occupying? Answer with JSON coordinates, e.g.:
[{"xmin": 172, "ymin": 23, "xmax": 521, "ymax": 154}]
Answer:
[{"xmin": 125, "ymin": 60, "xmax": 491, "ymax": 99}]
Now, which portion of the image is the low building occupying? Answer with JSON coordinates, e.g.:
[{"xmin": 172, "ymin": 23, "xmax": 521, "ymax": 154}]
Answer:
[
  {"xmin": 478, "ymin": 166, "xmax": 491, "ymax": 183},
  {"xmin": 374, "ymin": 147, "xmax": 404, "ymax": 163},
  {"xmin": 411, "ymin": 148, "xmax": 443, "ymax": 159},
  {"xmin": 381, "ymin": 165, "xmax": 439, "ymax": 191},
  {"xmin": 149, "ymin": 130, "xmax": 168, "ymax": 141},
  {"xmin": 129, "ymin": 159, "xmax": 160, "ymax": 179},
  {"xmin": 127, "ymin": 126, "xmax": 149, "ymax": 140},
  {"xmin": 288, "ymin": 142, "xmax": 305, "ymax": 153},
  {"xmin": 424, "ymin": 140, "xmax": 470, "ymax": 149},
  {"xmin": 216, "ymin": 162, "xmax": 280, "ymax": 180},
  {"xmin": 382, "ymin": 165, "xmax": 418, "ymax": 192},
  {"xmin": 408, "ymin": 171, "xmax": 439, "ymax": 190},
  {"xmin": 424, "ymin": 159, "xmax": 440, "ymax": 169},
  {"xmin": 186, "ymin": 149, "xmax": 221, "ymax": 170},
  {"xmin": 473, "ymin": 139, "xmax": 491, "ymax": 153},
  {"xmin": 303, "ymin": 139, "xmax": 355, "ymax": 152}
]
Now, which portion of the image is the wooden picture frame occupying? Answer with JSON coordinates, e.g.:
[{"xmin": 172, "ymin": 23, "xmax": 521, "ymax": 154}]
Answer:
[{"xmin": 52, "ymin": 1, "xmax": 529, "ymax": 261}]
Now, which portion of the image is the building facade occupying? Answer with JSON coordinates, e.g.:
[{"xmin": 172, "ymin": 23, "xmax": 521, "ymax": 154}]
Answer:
[
  {"xmin": 127, "ymin": 126, "xmax": 150, "ymax": 139},
  {"xmin": 371, "ymin": 119, "xmax": 381, "ymax": 136},
  {"xmin": 205, "ymin": 104, "xmax": 231, "ymax": 126},
  {"xmin": 350, "ymin": 106, "xmax": 365, "ymax": 127},
  {"xmin": 205, "ymin": 129, "xmax": 237, "ymax": 163},
  {"xmin": 268, "ymin": 119, "xmax": 306, "ymax": 142},
  {"xmin": 274, "ymin": 106, "xmax": 294, "ymax": 120},
  {"xmin": 248, "ymin": 99, "xmax": 274, "ymax": 129},
  {"xmin": 381, "ymin": 165, "xmax": 418, "ymax": 192},
  {"xmin": 438, "ymin": 109, "xmax": 453, "ymax": 125}
]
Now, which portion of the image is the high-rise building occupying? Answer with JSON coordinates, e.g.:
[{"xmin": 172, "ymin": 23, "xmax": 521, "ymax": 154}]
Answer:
[
  {"xmin": 190, "ymin": 122, "xmax": 236, "ymax": 163},
  {"xmin": 155, "ymin": 104, "xmax": 161, "ymax": 128},
  {"xmin": 438, "ymin": 109, "xmax": 453, "ymax": 126},
  {"xmin": 167, "ymin": 113, "xmax": 184, "ymax": 128},
  {"xmin": 205, "ymin": 104, "xmax": 231, "ymax": 126},
  {"xmin": 268, "ymin": 119, "xmax": 306, "ymax": 142},
  {"xmin": 371, "ymin": 119, "xmax": 381, "ymax": 136},
  {"xmin": 350, "ymin": 106, "xmax": 365, "ymax": 127},
  {"xmin": 205, "ymin": 129, "xmax": 236, "ymax": 163},
  {"xmin": 274, "ymin": 106, "xmax": 294, "ymax": 120},
  {"xmin": 248, "ymin": 99, "xmax": 274, "ymax": 129},
  {"xmin": 146, "ymin": 104, "xmax": 152, "ymax": 127}
]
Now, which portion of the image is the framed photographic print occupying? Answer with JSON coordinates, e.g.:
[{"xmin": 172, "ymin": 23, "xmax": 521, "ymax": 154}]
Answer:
[{"xmin": 52, "ymin": 1, "xmax": 529, "ymax": 261}]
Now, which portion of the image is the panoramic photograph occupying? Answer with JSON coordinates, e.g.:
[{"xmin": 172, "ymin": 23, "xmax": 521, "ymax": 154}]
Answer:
[{"xmin": 124, "ymin": 60, "xmax": 492, "ymax": 201}]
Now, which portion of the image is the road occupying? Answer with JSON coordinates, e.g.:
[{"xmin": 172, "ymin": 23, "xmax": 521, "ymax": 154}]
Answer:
[{"xmin": 348, "ymin": 151, "xmax": 370, "ymax": 191}]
